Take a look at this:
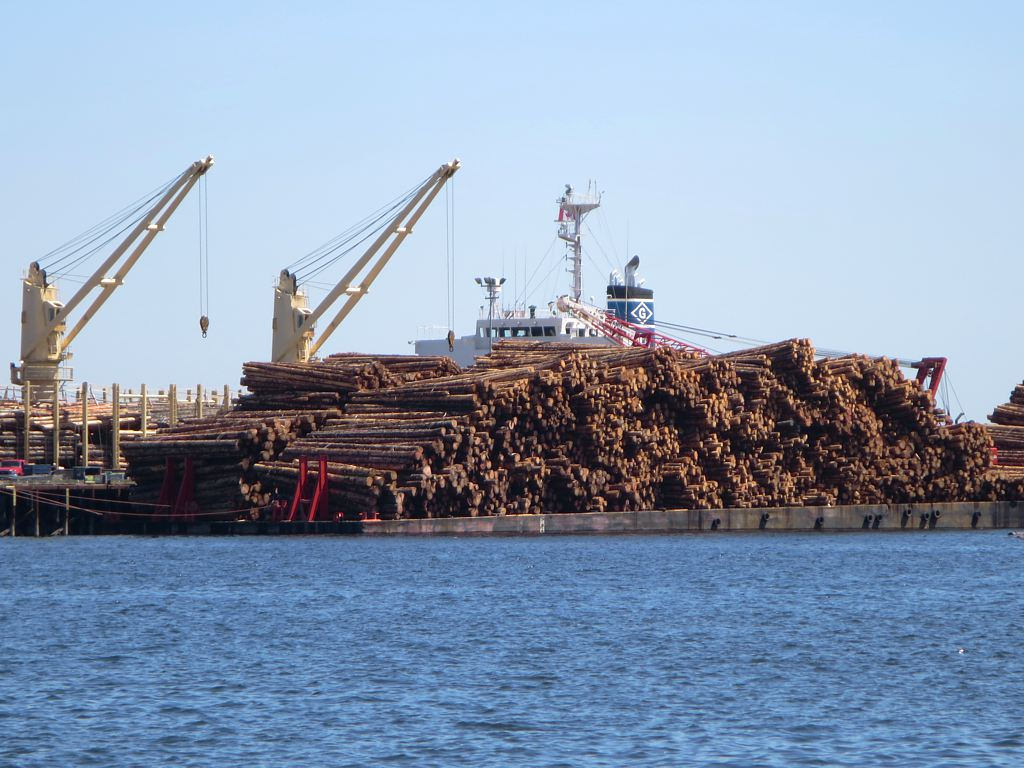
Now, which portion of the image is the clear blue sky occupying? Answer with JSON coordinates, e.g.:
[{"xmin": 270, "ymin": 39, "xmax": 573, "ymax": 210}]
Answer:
[{"xmin": 1, "ymin": 1, "xmax": 1020, "ymax": 419}]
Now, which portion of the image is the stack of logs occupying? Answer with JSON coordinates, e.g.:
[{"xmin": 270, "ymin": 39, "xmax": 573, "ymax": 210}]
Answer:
[
  {"xmin": 237, "ymin": 353, "xmax": 460, "ymax": 410},
  {"xmin": 122, "ymin": 411, "xmax": 335, "ymax": 514},
  {"xmin": 986, "ymin": 382, "xmax": 1024, "ymax": 486},
  {"xmin": 0, "ymin": 400, "xmax": 146, "ymax": 468},
  {"xmin": 254, "ymin": 339, "xmax": 1020, "ymax": 521},
  {"xmin": 122, "ymin": 355, "xmax": 460, "ymax": 515}
]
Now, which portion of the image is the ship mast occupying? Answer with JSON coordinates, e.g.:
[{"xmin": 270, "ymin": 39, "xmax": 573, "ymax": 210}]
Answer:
[{"xmin": 556, "ymin": 183, "xmax": 601, "ymax": 302}]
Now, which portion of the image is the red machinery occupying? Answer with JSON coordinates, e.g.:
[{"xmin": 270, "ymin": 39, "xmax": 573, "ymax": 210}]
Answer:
[
  {"xmin": 157, "ymin": 456, "xmax": 198, "ymax": 523},
  {"xmin": 910, "ymin": 357, "xmax": 948, "ymax": 399},
  {"xmin": 558, "ymin": 297, "xmax": 947, "ymax": 399},
  {"xmin": 556, "ymin": 296, "xmax": 709, "ymax": 356},
  {"xmin": 286, "ymin": 456, "xmax": 329, "ymax": 523}
]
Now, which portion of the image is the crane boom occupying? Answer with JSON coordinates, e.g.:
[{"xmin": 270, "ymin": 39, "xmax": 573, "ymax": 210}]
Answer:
[
  {"xmin": 272, "ymin": 158, "xmax": 460, "ymax": 363},
  {"xmin": 12, "ymin": 155, "xmax": 214, "ymax": 396}
]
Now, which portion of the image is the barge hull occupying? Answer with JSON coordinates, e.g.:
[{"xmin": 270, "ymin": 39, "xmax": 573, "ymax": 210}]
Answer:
[{"xmin": 208, "ymin": 501, "xmax": 1024, "ymax": 537}]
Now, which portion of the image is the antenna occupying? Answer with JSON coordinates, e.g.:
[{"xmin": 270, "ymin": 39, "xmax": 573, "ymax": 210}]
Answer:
[{"xmin": 556, "ymin": 183, "xmax": 601, "ymax": 302}]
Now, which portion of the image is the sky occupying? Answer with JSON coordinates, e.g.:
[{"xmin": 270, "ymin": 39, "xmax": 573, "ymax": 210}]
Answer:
[{"xmin": 0, "ymin": 1, "xmax": 1020, "ymax": 419}]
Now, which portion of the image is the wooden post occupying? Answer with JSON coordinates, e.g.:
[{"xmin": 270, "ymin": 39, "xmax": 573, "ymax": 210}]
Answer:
[
  {"xmin": 34, "ymin": 493, "xmax": 40, "ymax": 537},
  {"xmin": 169, "ymin": 384, "xmax": 178, "ymax": 426},
  {"xmin": 223, "ymin": 384, "xmax": 231, "ymax": 412},
  {"xmin": 112, "ymin": 383, "xmax": 121, "ymax": 469},
  {"xmin": 197, "ymin": 383, "xmax": 204, "ymax": 419},
  {"xmin": 22, "ymin": 381, "xmax": 31, "ymax": 461},
  {"xmin": 52, "ymin": 385, "xmax": 61, "ymax": 468},
  {"xmin": 10, "ymin": 486, "xmax": 15, "ymax": 537},
  {"xmin": 64, "ymin": 488, "xmax": 70, "ymax": 535},
  {"xmin": 141, "ymin": 383, "xmax": 149, "ymax": 437},
  {"xmin": 81, "ymin": 382, "xmax": 89, "ymax": 467}
]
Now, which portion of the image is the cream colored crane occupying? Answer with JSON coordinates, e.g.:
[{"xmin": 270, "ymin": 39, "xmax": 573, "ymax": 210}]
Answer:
[
  {"xmin": 11, "ymin": 155, "xmax": 214, "ymax": 398},
  {"xmin": 271, "ymin": 158, "xmax": 460, "ymax": 363}
]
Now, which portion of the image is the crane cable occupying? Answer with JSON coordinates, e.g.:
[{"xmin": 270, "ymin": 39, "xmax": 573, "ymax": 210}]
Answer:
[
  {"xmin": 198, "ymin": 174, "xmax": 210, "ymax": 338},
  {"xmin": 284, "ymin": 173, "xmax": 430, "ymax": 286},
  {"xmin": 441, "ymin": 175, "xmax": 457, "ymax": 351},
  {"xmin": 38, "ymin": 172, "xmax": 181, "ymax": 278},
  {"xmin": 448, "ymin": 174, "xmax": 456, "ymax": 335}
]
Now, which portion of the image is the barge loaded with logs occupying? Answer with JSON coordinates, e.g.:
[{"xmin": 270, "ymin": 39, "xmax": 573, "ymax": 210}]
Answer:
[
  {"xmin": 6, "ymin": 338, "xmax": 1023, "ymax": 536},
  {"xmin": 3, "ymin": 160, "xmax": 1023, "ymax": 536}
]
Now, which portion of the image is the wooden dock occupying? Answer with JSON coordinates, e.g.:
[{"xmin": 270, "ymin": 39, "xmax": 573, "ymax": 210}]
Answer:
[{"xmin": 0, "ymin": 478, "xmax": 135, "ymax": 537}]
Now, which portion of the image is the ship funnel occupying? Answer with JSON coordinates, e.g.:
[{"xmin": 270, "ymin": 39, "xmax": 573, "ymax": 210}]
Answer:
[
  {"xmin": 625, "ymin": 255, "xmax": 640, "ymax": 287},
  {"xmin": 606, "ymin": 255, "xmax": 655, "ymax": 328}
]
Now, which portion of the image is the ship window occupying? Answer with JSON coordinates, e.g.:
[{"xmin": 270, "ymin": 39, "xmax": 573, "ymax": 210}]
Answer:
[
  {"xmin": 589, "ymin": 329, "xmax": 598, "ymax": 337},
  {"xmin": 498, "ymin": 327, "xmax": 510, "ymax": 338},
  {"xmin": 578, "ymin": 329, "xmax": 586, "ymax": 337},
  {"xmin": 544, "ymin": 326, "xmax": 556, "ymax": 337},
  {"xmin": 530, "ymin": 327, "xmax": 543, "ymax": 337},
  {"xmin": 512, "ymin": 328, "xmax": 528, "ymax": 338}
]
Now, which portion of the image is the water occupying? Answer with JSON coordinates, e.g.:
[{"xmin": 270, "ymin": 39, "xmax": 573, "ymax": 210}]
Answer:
[{"xmin": 1, "ymin": 532, "xmax": 1022, "ymax": 767}]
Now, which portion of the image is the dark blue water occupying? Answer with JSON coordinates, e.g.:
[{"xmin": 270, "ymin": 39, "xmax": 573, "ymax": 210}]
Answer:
[{"xmin": 1, "ymin": 532, "xmax": 1022, "ymax": 767}]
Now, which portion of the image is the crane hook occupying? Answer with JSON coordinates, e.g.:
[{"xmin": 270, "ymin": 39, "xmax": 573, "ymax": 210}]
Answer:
[{"xmin": 199, "ymin": 315, "xmax": 210, "ymax": 338}]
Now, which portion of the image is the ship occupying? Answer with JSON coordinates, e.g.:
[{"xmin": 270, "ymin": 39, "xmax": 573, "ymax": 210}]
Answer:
[{"xmin": 414, "ymin": 183, "xmax": 684, "ymax": 366}]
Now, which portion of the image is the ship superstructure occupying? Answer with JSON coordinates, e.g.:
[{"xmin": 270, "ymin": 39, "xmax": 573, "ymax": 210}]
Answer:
[{"xmin": 415, "ymin": 183, "xmax": 658, "ymax": 366}]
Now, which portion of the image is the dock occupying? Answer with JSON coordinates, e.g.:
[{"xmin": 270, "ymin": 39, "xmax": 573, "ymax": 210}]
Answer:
[{"xmin": 0, "ymin": 477, "xmax": 135, "ymax": 537}]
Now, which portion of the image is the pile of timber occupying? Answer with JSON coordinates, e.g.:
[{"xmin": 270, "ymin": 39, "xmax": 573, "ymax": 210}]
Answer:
[
  {"xmin": 255, "ymin": 339, "xmax": 1018, "ymax": 521},
  {"xmin": 237, "ymin": 354, "xmax": 460, "ymax": 410},
  {"xmin": 122, "ymin": 411, "xmax": 336, "ymax": 514},
  {"xmin": 122, "ymin": 354, "xmax": 460, "ymax": 515},
  {"xmin": 0, "ymin": 400, "xmax": 147, "ymax": 468},
  {"xmin": 988, "ymin": 382, "xmax": 1024, "ymax": 469}
]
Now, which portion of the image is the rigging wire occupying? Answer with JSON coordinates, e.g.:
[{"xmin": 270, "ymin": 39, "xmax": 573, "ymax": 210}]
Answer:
[
  {"xmin": 444, "ymin": 179, "xmax": 451, "ymax": 331},
  {"xmin": 39, "ymin": 171, "xmax": 182, "ymax": 275},
  {"xmin": 204, "ymin": 173, "xmax": 210, "ymax": 321},
  {"xmin": 581, "ymin": 246, "xmax": 611, "ymax": 289},
  {"xmin": 583, "ymin": 220, "xmax": 617, "ymax": 274},
  {"xmin": 452, "ymin": 176, "xmax": 460, "ymax": 331},
  {"xmin": 528, "ymin": 249, "xmax": 565, "ymax": 307},
  {"xmin": 656, "ymin": 318, "xmax": 952, "ymax": 401},
  {"xmin": 297, "ymin": 214, "xmax": 400, "ymax": 285},
  {"xmin": 47, "ymin": 215, "xmax": 154, "ymax": 280},
  {"xmin": 286, "ymin": 178, "xmax": 423, "ymax": 272},
  {"xmin": 940, "ymin": 374, "xmax": 951, "ymax": 415},
  {"xmin": 284, "ymin": 173, "xmax": 431, "ymax": 284},
  {"xmin": 654, "ymin": 319, "xmax": 771, "ymax": 347},
  {"xmin": 943, "ymin": 370, "xmax": 967, "ymax": 420},
  {"xmin": 197, "ymin": 174, "xmax": 210, "ymax": 337},
  {"xmin": 513, "ymin": 237, "xmax": 560, "ymax": 307},
  {"xmin": 595, "ymin": 206, "xmax": 622, "ymax": 266}
]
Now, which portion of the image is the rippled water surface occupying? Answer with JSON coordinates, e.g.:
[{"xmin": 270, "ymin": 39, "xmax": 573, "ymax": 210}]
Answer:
[{"xmin": 1, "ymin": 531, "xmax": 1022, "ymax": 767}]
